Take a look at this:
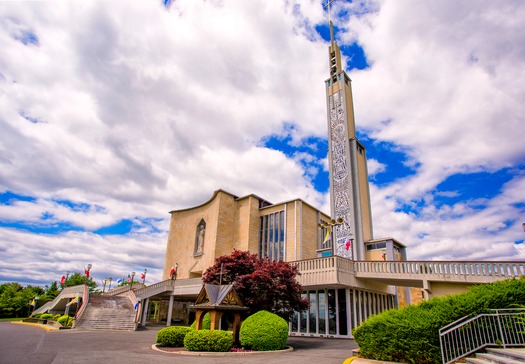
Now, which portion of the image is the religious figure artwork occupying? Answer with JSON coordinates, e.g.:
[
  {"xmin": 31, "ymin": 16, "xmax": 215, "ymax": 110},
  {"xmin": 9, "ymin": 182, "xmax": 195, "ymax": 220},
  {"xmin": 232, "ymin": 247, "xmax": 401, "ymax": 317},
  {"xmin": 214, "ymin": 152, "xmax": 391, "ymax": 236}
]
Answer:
[
  {"xmin": 194, "ymin": 220, "xmax": 206, "ymax": 255},
  {"xmin": 329, "ymin": 91, "xmax": 354, "ymax": 259}
]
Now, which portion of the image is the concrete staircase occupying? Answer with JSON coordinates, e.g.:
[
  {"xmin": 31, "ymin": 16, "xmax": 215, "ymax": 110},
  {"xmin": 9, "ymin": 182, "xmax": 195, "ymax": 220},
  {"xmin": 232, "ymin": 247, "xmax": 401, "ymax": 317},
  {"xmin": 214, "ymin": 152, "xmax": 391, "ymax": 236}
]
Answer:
[
  {"xmin": 465, "ymin": 348, "xmax": 525, "ymax": 363},
  {"xmin": 74, "ymin": 295, "xmax": 136, "ymax": 330}
]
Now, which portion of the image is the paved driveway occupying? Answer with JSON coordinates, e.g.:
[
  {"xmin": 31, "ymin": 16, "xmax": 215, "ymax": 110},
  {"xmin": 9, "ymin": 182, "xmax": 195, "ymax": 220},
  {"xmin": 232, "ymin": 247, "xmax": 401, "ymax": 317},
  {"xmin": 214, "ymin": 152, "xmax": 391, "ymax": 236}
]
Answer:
[{"xmin": 0, "ymin": 322, "xmax": 358, "ymax": 364}]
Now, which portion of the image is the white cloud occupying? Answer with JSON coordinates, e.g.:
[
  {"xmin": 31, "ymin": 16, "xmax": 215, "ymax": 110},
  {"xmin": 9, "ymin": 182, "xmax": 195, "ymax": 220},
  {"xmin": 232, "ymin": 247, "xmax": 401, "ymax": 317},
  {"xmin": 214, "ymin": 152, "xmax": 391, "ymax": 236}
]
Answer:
[{"xmin": 0, "ymin": 1, "xmax": 523, "ymax": 287}]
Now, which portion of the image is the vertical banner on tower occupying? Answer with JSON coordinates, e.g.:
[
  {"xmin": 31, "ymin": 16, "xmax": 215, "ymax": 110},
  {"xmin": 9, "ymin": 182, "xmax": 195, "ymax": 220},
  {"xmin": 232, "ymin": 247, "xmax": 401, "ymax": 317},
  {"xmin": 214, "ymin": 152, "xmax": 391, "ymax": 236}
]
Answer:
[{"xmin": 329, "ymin": 91, "xmax": 354, "ymax": 259}]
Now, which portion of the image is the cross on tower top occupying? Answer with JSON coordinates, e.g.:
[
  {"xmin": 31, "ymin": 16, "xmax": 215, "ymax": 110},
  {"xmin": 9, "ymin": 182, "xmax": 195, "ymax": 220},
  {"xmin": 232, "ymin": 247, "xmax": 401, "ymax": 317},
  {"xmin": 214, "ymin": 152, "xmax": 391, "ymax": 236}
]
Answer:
[{"xmin": 324, "ymin": 0, "xmax": 337, "ymax": 46}]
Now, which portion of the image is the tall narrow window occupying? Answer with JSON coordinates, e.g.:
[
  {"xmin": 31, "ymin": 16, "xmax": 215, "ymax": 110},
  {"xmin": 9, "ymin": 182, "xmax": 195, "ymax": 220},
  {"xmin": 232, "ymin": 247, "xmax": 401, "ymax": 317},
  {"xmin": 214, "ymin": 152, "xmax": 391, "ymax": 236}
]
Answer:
[{"xmin": 258, "ymin": 211, "xmax": 285, "ymax": 260}]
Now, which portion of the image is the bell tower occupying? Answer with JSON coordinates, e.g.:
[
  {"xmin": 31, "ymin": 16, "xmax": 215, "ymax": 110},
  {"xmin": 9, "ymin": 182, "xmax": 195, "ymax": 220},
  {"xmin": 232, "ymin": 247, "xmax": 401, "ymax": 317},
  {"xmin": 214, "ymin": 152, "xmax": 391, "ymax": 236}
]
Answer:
[{"xmin": 325, "ymin": 10, "xmax": 373, "ymax": 260}]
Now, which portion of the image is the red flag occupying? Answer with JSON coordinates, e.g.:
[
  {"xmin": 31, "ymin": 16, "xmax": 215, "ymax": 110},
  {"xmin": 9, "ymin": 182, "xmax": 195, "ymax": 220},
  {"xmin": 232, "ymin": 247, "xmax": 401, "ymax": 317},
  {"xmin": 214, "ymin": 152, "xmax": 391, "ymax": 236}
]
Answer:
[
  {"xmin": 345, "ymin": 240, "xmax": 351, "ymax": 251},
  {"xmin": 84, "ymin": 269, "xmax": 90, "ymax": 277},
  {"xmin": 140, "ymin": 273, "xmax": 145, "ymax": 280},
  {"xmin": 60, "ymin": 276, "xmax": 65, "ymax": 285}
]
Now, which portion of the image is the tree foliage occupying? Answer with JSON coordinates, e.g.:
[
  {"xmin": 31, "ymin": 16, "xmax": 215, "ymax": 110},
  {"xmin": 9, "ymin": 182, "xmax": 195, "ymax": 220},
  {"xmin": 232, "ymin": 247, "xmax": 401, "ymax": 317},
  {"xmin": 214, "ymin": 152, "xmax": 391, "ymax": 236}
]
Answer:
[
  {"xmin": 202, "ymin": 250, "xmax": 309, "ymax": 320},
  {"xmin": 353, "ymin": 278, "xmax": 525, "ymax": 364},
  {"xmin": 61, "ymin": 272, "xmax": 97, "ymax": 292},
  {"xmin": 0, "ymin": 282, "xmax": 45, "ymax": 318}
]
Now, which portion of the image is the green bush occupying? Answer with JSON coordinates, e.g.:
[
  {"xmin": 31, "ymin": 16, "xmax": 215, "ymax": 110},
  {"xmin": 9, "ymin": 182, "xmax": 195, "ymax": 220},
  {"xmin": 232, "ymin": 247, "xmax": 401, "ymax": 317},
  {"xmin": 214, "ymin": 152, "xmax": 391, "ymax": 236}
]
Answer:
[
  {"xmin": 156, "ymin": 326, "xmax": 193, "ymax": 347},
  {"xmin": 57, "ymin": 315, "xmax": 73, "ymax": 327},
  {"xmin": 53, "ymin": 314, "xmax": 61, "ymax": 321},
  {"xmin": 184, "ymin": 329, "xmax": 233, "ymax": 352},
  {"xmin": 190, "ymin": 312, "xmax": 211, "ymax": 329},
  {"xmin": 39, "ymin": 313, "xmax": 53, "ymax": 320},
  {"xmin": 32, "ymin": 313, "xmax": 41, "ymax": 318},
  {"xmin": 353, "ymin": 278, "xmax": 525, "ymax": 364},
  {"xmin": 240, "ymin": 310, "xmax": 289, "ymax": 351}
]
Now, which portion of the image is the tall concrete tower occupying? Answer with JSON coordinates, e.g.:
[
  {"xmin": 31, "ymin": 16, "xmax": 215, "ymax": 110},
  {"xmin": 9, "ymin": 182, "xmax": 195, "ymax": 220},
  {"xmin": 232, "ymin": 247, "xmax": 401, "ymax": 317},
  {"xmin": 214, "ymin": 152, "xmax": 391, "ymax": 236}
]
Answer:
[{"xmin": 325, "ymin": 18, "xmax": 373, "ymax": 261}]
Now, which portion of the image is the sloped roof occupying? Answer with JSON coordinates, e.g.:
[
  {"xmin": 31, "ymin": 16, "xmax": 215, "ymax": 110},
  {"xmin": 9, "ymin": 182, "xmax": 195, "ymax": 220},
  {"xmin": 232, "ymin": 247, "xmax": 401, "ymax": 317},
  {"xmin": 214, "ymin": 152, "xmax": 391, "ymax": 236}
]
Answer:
[{"xmin": 194, "ymin": 284, "xmax": 247, "ymax": 309}]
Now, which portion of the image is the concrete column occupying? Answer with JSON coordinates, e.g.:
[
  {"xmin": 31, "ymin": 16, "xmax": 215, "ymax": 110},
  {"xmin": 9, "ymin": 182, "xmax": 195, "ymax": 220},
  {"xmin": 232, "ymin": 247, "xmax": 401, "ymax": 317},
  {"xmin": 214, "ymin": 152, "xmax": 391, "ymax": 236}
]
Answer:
[
  {"xmin": 423, "ymin": 280, "xmax": 433, "ymax": 300},
  {"xmin": 166, "ymin": 295, "xmax": 174, "ymax": 326},
  {"xmin": 141, "ymin": 298, "xmax": 149, "ymax": 326}
]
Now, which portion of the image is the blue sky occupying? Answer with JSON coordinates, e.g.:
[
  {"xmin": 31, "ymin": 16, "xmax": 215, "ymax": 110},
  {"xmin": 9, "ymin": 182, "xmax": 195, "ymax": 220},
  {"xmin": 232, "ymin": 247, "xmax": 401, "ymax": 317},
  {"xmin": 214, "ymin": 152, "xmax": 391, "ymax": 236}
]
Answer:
[{"xmin": 0, "ymin": 0, "xmax": 524, "ymax": 287}]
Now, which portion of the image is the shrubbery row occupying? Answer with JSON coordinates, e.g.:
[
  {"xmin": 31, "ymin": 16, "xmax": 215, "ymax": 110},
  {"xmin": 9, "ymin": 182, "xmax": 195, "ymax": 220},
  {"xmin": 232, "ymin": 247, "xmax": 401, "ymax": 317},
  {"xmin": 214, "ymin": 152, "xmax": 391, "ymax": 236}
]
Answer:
[
  {"xmin": 353, "ymin": 278, "xmax": 525, "ymax": 364},
  {"xmin": 30, "ymin": 313, "xmax": 73, "ymax": 327},
  {"xmin": 156, "ymin": 310, "xmax": 288, "ymax": 352}
]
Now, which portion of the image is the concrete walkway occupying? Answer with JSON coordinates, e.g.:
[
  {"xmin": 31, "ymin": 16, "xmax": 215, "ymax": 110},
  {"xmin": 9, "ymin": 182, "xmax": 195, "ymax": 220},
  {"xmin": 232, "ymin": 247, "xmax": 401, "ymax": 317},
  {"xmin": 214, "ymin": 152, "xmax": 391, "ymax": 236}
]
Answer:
[{"xmin": 1, "ymin": 322, "xmax": 361, "ymax": 364}]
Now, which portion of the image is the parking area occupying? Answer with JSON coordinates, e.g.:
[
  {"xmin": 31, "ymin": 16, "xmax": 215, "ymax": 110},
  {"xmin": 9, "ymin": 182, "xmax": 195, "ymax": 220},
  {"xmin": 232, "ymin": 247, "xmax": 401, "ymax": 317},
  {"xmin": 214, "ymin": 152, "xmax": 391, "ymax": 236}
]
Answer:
[{"xmin": 0, "ymin": 322, "xmax": 358, "ymax": 364}]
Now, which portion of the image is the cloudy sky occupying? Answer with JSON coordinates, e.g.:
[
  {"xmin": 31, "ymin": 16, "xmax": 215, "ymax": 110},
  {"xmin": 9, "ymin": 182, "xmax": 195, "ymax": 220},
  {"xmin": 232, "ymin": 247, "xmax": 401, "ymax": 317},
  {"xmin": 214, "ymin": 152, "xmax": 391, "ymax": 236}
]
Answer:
[{"xmin": 1, "ymin": 0, "xmax": 524, "ymax": 288}]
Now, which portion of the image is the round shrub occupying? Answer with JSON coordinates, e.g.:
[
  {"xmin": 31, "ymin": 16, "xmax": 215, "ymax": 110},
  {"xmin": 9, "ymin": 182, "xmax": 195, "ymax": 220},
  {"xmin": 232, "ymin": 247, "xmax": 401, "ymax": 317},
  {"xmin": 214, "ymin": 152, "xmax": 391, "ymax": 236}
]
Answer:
[
  {"xmin": 53, "ymin": 314, "xmax": 61, "ymax": 321},
  {"xmin": 156, "ymin": 326, "xmax": 193, "ymax": 347},
  {"xmin": 190, "ymin": 312, "xmax": 211, "ymax": 329},
  {"xmin": 40, "ymin": 313, "xmax": 53, "ymax": 320},
  {"xmin": 184, "ymin": 329, "xmax": 233, "ymax": 352},
  {"xmin": 57, "ymin": 315, "xmax": 73, "ymax": 327},
  {"xmin": 240, "ymin": 310, "xmax": 289, "ymax": 351},
  {"xmin": 32, "ymin": 313, "xmax": 41, "ymax": 318}
]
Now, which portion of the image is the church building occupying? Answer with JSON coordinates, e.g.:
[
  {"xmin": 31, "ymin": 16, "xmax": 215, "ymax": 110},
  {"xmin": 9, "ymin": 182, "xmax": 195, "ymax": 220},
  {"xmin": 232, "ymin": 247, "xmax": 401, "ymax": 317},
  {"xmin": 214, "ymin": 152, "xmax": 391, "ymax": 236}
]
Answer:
[{"xmin": 159, "ymin": 18, "xmax": 410, "ymax": 338}]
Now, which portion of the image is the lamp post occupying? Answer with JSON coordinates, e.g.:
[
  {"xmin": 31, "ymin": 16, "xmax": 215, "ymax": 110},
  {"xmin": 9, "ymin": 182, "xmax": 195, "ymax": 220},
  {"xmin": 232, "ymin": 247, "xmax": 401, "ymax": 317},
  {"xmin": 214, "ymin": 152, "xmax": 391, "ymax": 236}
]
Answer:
[
  {"xmin": 108, "ymin": 277, "xmax": 113, "ymax": 291},
  {"xmin": 318, "ymin": 217, "xmax": 344, "ymax": 250},
  {"xmin": 65, "ymin": 271, "xmax": 70, "ymax": 286},
  {"xmin": 142, "ymin": 269, "xmax": 147, "ymax": 284},
  {"xmin": 85, "ymin": 264, "xmax": 92, "ymax": 285},
  {"xmin": 130, "ymin": 271, "xmax": 136, "ymax": 289}
]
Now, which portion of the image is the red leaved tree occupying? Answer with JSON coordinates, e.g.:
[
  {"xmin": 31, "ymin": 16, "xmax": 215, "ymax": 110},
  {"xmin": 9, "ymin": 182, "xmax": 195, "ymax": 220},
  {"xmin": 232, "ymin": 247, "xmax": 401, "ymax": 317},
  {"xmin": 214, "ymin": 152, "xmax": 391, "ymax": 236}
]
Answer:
[{"xmin": 202, "ymin": 250, "xmax": 309, "ymax": 320}]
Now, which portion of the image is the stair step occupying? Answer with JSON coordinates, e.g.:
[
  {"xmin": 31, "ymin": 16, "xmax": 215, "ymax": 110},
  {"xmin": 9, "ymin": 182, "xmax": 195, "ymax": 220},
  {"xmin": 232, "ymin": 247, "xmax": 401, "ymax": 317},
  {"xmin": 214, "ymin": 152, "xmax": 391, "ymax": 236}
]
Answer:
[
  {"xmin": 486, "ymin": 348, "xmax": 525, "ymax": 362},
  {"xmin": 465, "ymin": 358, "xmax": 491, "ymax": 364},
  {"xmin": 75, "ymin": 295, "xmax": 136, "ymax": 331},
  {"xmin": 476, "ymin": 353, "xmax": 525, "ymax": 364}
]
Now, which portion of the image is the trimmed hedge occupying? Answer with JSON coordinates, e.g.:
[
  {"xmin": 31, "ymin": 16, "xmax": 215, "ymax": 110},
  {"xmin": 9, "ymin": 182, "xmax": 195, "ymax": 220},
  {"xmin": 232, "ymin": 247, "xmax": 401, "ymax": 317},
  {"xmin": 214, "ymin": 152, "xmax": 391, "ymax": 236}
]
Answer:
[
  {"xmin": 156, "ymin": 326, "xmax": 193, "ymax": 347},
  {"xmin": 240, "ymin": 310, "xmax": 288, "ymax": 351},
  {"xmin": 57, "ymin": 314, "xmax": 73, "ymax": 327},
  {"xmin": 353, "ymin": 278, "xmax": 525, "ymax": 364},
  {"xmin": 39, "ymin": 313, "xmax": 54, "ymax": 320},
  {"xmin": 184, "ymin": 329, "xmax": 233, "ymax": 352},
  {"xmin": 190, "ymin": 312, "xmax": 211, "ymax": 329}
]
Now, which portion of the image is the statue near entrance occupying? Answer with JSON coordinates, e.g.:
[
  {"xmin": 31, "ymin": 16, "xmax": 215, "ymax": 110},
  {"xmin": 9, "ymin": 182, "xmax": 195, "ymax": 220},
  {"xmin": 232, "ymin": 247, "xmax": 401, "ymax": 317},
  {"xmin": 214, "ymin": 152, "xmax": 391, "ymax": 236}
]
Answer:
[{"xmin": 195, "ymin": 220, "xmax": 206, "ymax": 255}]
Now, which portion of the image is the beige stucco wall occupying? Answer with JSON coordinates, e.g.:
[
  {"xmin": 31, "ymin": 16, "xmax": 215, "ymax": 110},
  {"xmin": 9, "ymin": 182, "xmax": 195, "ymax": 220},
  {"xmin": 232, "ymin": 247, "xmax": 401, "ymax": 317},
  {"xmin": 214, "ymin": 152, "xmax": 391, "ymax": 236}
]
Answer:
[
  {"xmin": 163, "ymin": 190, "xmax": 233, "ymax": 280},
  {"xmin": 164, "ymin": 191, "xmax": 330, "ymax": 280},
  {"xmin": 430, "ymin": 282, "xmax": 474, "ymax": 297}
]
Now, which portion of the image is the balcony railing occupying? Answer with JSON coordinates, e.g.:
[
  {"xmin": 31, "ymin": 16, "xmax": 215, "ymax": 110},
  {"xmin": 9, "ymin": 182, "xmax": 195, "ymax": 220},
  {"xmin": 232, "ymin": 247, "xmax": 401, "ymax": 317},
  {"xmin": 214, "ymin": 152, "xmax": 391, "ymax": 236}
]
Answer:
[
  {"xmin": 291, "ymin": 257, "xmax": 525, "ymax": 289},
  {"xmin": 290, "ymin": 256, "xmax": 355, "ymax": 287},
  {"xmin": 354, "ymin": 260, "xmax": 525, "ymax": 282}
]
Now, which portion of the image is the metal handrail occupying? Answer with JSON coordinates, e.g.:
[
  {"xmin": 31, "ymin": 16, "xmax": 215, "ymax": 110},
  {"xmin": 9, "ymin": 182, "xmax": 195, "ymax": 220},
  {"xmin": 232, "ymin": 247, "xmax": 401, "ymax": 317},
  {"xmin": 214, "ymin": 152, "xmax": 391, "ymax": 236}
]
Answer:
[{"xmin": 439, "ymin": 308, "xmax": 525, "ymax": 364}]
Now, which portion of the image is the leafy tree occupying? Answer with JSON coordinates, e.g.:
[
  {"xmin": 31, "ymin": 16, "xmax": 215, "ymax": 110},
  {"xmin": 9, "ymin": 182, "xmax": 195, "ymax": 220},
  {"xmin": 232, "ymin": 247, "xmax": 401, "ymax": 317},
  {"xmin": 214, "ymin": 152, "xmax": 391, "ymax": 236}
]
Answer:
[
  {"xmin": 0, "ymin": 283, "xmax": 45, "ymax": 318},
  {"xmin": 45, "ymin": 281, "xmax": 60, "ymax": 300},
  {"xmin": 202, "ymin": 250, "xmax": 309, "ymax": 320},
  {"xmin": 61, "ymin": 272, "xmax": 97, "ymax": 292}
]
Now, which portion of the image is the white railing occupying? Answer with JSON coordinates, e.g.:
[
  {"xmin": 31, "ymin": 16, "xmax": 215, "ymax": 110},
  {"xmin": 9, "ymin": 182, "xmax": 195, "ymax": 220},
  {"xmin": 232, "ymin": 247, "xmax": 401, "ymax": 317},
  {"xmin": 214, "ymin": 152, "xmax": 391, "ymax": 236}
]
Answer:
[
  {"xmin": 134, "ymin": 278, "xmax": 203, "ymax": 300},
  {"xmin": 290, "ymin": 256, "xmax": 355, "ymax": 286},
  {"xmin": 354, "ymin": 261, "xmax": 525, "ymax": 278},
  {"xmin": 291, "ymin": 257, "xmax": 525, "ymax": 288},
  {"xmin": 439, "ymin": 308, "xmax": 525, "ymax": 364},
  {"xmin": 33, "ymin": 285, "xmax": 86, "ymax": 314},
  {"xmin": 72, "ymin": 285, "xmax": 89, "ymax": 327}
]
